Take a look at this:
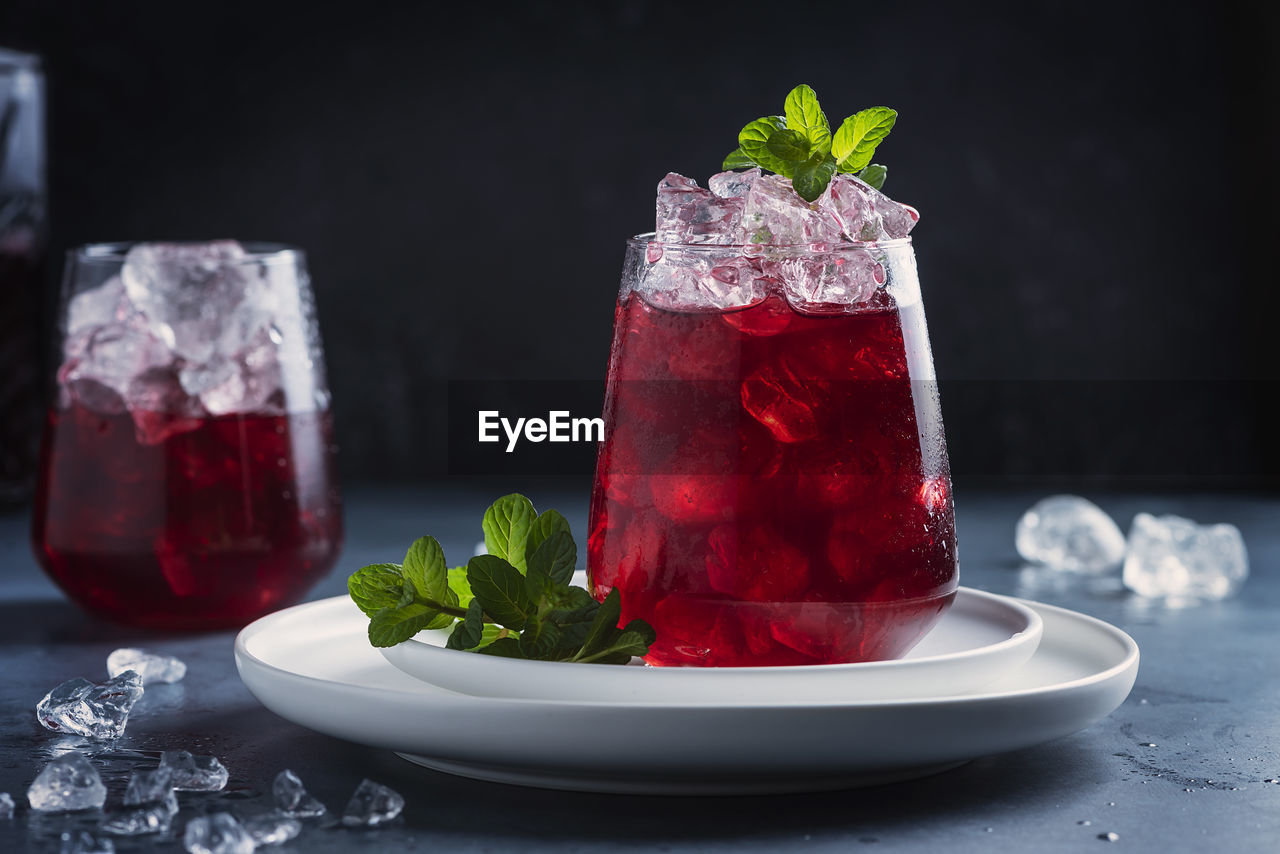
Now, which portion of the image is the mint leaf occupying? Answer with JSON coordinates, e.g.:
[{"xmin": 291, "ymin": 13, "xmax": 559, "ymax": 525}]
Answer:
[
  {"xmin": 525, "ymin": 509, "xmax": 572, "ymax": 562},
  {"xmin": 783, "ymin": 84, "xmax": 831, "ymax": 155},
  {"xmin": 347, "ymin": 564, "xmax": 405, "ymax": 617},
  {"xmin": 857, "ymin": 163, "xmax": 888, "ymax": 190},
  {"xmin": 574, "ymin": 619, "xmax": 657, "ymax": 664},
  {"xmin": 476, "ymin": 637, "xmax": 525, "ymax": 658},
  {"xmin": 545, "ymin": 585, "xmax": 597, "ymax": 622},
  {"xmin": 368, "ymin": 603, "xmax": 444, "ymax": 647},
  {"xmin": 482, "ymin": 494, "xmax": 537, "ymax": 572},
  {"xmin": 792, "ymin": 152, "xmax": 838, "ymax": 203},
  {"xmin": 738, "ymin": 116, "xmax": 793, "ymax": 177},
  {"xmin": 402, "ymin": 536, "xmax": 453, "ymax": 605},
  {"xmin": 445, "ymin": 600, "xmax": 486, "ymax": 650},
  {"xmin": 722, "ymin": 147, "xmax": 755, "ymax": 170},
  {"xmin": 832, "ymin": 107, "xmax": 897, "ymax": 174},
  {"xmin": 475, "ymin": 623, "xmax": 507, "ymax": 650},
  {"xmin": 573, "ymin": 588, "xmax": 623, "ymax": 662},
  {"xmin": 527, "ymin": 530, "xmax": 576, "ymax": 587},
  {"xmin": 766, "ymin": 128, "xmax": 810, "ymax": 163},
  {"xmin": 349, "ymin": 493, "xmax": 659, "ymax": 664},
  {"xmin": 518, "ymin": 615, "xmax": 562, "ymax": 660},
  {"xmin": 447, "ymin": 566, "xmax": 474, "ymax": 609},
  {"xmin": 466, "ymin": 554, "xmax": 534, "ymax": 630}
]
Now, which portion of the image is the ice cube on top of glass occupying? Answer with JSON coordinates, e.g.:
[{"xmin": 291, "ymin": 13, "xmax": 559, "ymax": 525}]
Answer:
[
  {"xmin": 1123, "ymin": 513, "xmax": 1248, "ymax": 602},
  {"xmin": 640, "ymin": 84, "xmax": 920, "ymax": 316},
  {"xmin": 57, "ymin": 241, "xmax": 322, "ymax": 441}
]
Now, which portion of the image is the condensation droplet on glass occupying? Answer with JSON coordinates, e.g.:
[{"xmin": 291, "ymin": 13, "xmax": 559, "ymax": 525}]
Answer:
[
  {"xmin": 1078, "ymin": 820, "xmax": 1092, "ymax": 826},
  {"xmin": 1139, "ymin": 742, "xmax": 1157, "ymax": 747},
  {"xmin": 268, "ymin": 324, "xmax": 283, "ymax": 344},
  {"xmin": 1098, "ymin": 832, "xmax": 1119, "ymax": 842}
]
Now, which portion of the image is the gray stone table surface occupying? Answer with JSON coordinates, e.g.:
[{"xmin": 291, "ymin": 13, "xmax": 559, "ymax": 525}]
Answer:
[{"xmin": 1, "ymin": 483, "xmax": 1277, "ymax": 853}]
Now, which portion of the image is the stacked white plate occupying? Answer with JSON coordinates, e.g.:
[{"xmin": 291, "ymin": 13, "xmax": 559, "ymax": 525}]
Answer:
[{"xmin": 235, "ymin": 577, "xmax": 1138, "ymax": 795}]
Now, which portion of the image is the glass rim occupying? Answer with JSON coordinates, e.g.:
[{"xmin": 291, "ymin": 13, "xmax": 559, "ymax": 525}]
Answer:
[
  {"xmin": 68, "ymin": 241, "xmax": 305, "ymax": 267},
  {"xmin": 629, "ymin": 232, "xmax": 913, "ymax": 252}
]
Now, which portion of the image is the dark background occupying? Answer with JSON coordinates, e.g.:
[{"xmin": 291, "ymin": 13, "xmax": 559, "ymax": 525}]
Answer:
[{"xmin": 2, "ymin": 0, "xmax": 1277, "ymax": 487}]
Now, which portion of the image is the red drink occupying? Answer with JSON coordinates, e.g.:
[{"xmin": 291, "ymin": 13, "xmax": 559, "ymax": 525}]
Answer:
[
  {"xmin": 588, "ymin": 289, "xmax": 957, "ymax": 666},
  {"xmin": 32, "ymin": 403, "xmax": 343, "ymax": 629}
]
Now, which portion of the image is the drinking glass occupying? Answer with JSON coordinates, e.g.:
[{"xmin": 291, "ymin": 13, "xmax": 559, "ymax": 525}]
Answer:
[
  {"xmin": 588, "ymin": 235, "xmax": 957, "ymax": 666},
  {"xmin": 32, "ymin": 242, "xmax": 343, "ymax": 629}
]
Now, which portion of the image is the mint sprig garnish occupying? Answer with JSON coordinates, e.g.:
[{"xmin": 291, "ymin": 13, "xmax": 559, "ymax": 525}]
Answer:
[
  {"xmin": 723, "ymin": 84, "xmax": 896, "ymax": 202},
  {"xmin": 347, "ymin": 494, "xmax": 656, "ymax": 664}
]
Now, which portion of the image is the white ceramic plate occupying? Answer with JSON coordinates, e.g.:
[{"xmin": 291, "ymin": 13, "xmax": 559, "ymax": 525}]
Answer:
[
  {"xmin": 234, "ymin": 594, "xmax": 1138, "ymax": 795},
  {"xmin": 380, "ymin": 587, "xmax": 1044, "ymax": 704}
]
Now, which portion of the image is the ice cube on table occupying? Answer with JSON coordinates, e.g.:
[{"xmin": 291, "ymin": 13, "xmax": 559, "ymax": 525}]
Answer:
[
  {"xmin": 183, "ymin": 813, "xmax": 255, "ymax": 854},
  {"xmin": 655, "ymin": 172, "xmax": 744, "ymax": 245},
  {"xmin": 243, "ymin": 812, "xmax": 303, "ymax": 846},
  {"xmin": 340, "ymin": 779, "xmax": 404, "ymax": 827},
  {"xmin": 107, "ymin": 648, "xmax": 186, "ymax": 685},
  {"xmin": 1015, "ymin": 495, "xmax": 1126, "ymax": 573},
  {"xmin": 159, "ymin": 750, "xmax": 228, "ymax": 791},
  {"xmin": 1123, "ymin": 513, "xmax": 1249, "ymax": 602},
  {"xmin": 99, "ymin": 802, "xmax": 173, "ymax": 836},
  {"xmin": 59, "ymin": 830, "xmax": 115, "ymax": 854},
  {"xmin": 27, "ymin": 754, "xmax": 107, "ymax": 812},
  {"xmin": 0, "ymin": 791, "xmax": 14, "ymax": 818},
  {"xmin": 123, "ymin": 767, "xmax": 178, "ymax": 815},
  {"xmin": 36, "ymin": 671, "xmax": 144, "ymax": 740},
  {"xmin": 272, "ymin": 769, "xmax": 326, "ymax": 818}
]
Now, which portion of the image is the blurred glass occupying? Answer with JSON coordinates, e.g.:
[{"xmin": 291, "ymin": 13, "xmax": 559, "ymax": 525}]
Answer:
[
  {"xmin": 32, "ymin": 242, "xmax": 343, "ymax": 629},
  {"xmin": 0, "ymin": 48, "xmax": 46, "ymax": 505}
]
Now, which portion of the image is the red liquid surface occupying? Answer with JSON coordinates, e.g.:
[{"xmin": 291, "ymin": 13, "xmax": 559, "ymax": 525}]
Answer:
[
  {"xmin": 588, "ymin": 292, "xmax": 958, "ymax": 666},
  {"xmin": 32, "ymin": 404, "xmax": 343, "ymax": 629}
]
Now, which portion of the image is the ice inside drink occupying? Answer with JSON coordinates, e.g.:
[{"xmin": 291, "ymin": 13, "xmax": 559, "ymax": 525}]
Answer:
[
  {"xmin": 32, "ymin": 242, "xmax": 342, "ymax": 629},
  {"xmin": 588, "ymin": 170, "xmax": 957, "ymax": 666}
]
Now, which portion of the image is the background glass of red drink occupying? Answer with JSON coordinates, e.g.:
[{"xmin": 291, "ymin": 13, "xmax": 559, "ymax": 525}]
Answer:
[
  {"xmin": 31, "ymin": 243, "xmax": 343, "ymax": 629},
  {"xmin": 588, "ymin": 236, "xmax": 958, "ymax": 666}
]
